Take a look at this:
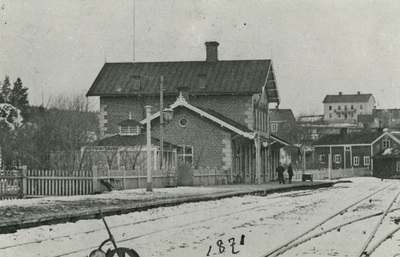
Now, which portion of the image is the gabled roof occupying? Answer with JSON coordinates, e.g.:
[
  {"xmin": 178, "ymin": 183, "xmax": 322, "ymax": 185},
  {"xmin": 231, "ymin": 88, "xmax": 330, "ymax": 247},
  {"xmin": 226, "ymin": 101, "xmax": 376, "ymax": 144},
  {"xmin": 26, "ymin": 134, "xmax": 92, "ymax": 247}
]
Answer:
[
  {"xmin": 86, "ymin": 60, "xmax": 279, "ymax": 103},
  {"xmin": 323, "ymin": 93, "xmax": 374, "ymax": 104},
  {"xmin": 269, "ymin": 134, "xmax": 298, "ymax": 148},
  {"xmin": 314, "ymin": 131, "xmax": 384, "ymax": 146},
  {"xmin": 195, "ymin": 106, "xmax": 251, "ymax": 133},
  {"xmin": 140, "ymin": 93, "xmax": 255, "ymax": 139},
  {"xmin": 392, "ymin": 133, "xmax": 400, "ymax": 141},
  {"xmin": 270, "ymin": 109, "xmax": 296, "ymax": 122}
]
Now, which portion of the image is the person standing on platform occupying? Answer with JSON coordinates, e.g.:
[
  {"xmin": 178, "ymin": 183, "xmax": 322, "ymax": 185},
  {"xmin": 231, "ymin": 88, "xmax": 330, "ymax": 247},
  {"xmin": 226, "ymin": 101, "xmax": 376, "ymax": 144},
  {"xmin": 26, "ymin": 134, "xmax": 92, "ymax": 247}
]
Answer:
[
  {"xmin": 287, "ymin": 163, "xmax": 294, "ymax": 184},
  {"xmin": 276, "ymin": 163, "xmax": 285, "ymax": 184}
]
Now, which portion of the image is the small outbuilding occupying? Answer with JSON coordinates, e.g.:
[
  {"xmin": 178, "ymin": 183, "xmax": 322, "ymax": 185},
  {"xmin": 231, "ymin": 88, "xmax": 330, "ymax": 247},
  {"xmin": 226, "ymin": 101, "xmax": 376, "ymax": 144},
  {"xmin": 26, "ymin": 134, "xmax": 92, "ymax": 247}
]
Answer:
[{"xmin": 372, "ymin": 148, "xmax": 400, "ymax": 179}]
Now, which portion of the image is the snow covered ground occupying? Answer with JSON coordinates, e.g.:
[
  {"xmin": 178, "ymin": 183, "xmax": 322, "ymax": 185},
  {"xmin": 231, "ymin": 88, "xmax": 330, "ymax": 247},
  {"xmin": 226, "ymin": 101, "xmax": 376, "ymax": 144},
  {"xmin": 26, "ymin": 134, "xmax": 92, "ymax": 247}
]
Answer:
[{"xmin": 1, "ymin": 177, "xmax": 400, "ymax": 257}]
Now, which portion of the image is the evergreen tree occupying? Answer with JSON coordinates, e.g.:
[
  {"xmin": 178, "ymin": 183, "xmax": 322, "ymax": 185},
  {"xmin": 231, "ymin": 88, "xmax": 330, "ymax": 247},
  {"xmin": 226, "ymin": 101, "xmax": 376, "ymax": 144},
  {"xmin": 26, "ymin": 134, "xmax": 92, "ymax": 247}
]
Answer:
[
  {"xmin": 9, "ymin": 78, "xmax": 29, "ymax": 119},
  {"xmin": 0, "ymin": 75, "xmax": 11, "ymax": 103}
]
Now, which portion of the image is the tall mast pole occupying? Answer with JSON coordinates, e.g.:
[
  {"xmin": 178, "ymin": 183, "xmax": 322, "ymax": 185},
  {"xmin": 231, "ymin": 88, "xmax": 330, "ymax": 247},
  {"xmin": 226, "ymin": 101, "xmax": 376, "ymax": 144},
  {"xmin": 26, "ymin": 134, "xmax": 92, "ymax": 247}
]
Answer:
[
  {"xmin": 160, "ymin": 75, "xmax": 164, "ymax": 170},
  {"xmin": 132, "ymin": 0, "xmax": 136, "ymax": 62}
]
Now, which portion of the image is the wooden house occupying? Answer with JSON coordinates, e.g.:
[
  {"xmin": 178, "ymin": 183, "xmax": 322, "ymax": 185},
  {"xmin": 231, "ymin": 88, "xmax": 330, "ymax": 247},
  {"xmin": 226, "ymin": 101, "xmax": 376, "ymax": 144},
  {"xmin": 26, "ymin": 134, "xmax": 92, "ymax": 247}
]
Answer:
[
  {"xmin": 373, "ymin": 148, "xmax": 400, "ymax": 179},
  {"xmin": 313, "ymin": 129, "xmax": 400, "ymax": 170}
]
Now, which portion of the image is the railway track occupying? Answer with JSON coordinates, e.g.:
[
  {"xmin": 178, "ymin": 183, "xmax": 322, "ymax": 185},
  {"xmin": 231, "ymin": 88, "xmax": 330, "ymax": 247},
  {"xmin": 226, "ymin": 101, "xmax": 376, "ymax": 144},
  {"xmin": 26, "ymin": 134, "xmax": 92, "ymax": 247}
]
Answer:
[
  {"xmin": 0, "ymin": 188, "xmax": 320, "ymax": 254},
  {"xmin": 261, "ymin": 183, "xmax": 400, "ymax": 257},
  {"xmin": 2, "ymin": 182, "xmax": 395, "ymax": 257}
]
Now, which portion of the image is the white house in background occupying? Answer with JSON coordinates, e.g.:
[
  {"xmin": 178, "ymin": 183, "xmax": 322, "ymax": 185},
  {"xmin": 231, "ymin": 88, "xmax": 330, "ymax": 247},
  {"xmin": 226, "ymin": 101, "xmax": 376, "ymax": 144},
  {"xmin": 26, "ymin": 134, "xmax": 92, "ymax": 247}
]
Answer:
[{"xmin": 323, "ymin": 92, "xmax": 376, "ymax": 124}]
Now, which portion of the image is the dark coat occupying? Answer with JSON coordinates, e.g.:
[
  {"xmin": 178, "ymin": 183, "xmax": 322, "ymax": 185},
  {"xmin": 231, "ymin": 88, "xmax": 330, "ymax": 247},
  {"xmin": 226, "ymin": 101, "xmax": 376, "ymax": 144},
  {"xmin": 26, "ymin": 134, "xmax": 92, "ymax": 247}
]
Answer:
[
  {"xmin": 287, "ymin": 165, "xmax": 294, "ymax": 176},
  {"xmin": 276, "ymin": 165, "xmax": 285, "ymax": 174}
]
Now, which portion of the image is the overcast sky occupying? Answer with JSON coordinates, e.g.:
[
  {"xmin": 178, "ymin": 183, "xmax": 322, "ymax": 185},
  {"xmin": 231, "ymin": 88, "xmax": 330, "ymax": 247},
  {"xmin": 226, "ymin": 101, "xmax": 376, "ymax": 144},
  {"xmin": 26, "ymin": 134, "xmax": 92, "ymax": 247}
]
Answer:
[{"xmin": 1, "ymin": 0, "xmax": 400, "ymax": 116}]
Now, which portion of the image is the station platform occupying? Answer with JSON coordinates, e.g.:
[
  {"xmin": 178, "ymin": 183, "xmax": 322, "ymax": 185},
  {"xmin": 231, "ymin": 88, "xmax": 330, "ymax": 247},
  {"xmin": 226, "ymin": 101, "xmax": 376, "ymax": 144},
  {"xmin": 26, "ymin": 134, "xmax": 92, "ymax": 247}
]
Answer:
[{"xmin": 0, "ymin": 180, "xmax": 349, "ymax": 234}]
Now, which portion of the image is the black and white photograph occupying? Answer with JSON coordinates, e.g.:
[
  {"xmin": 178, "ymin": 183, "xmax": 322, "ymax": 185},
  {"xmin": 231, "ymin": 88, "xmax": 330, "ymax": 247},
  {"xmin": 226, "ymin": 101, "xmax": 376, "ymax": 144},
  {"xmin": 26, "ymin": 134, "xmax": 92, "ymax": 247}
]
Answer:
[{"xmin": 1, "ymin": 0, "xmax": 400, "ymax": 256}]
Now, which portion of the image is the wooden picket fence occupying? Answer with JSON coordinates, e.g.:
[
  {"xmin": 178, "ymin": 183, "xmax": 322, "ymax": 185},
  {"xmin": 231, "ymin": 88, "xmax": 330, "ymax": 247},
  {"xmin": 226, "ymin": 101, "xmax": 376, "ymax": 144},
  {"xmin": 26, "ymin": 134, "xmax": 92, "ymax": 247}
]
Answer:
[
  {"xmin": 0, "ymin": 166, "xmax": 372, "ymax": 200},
  {"xmin": 0, "ymin": 169, "xmax": 25, "ymax": 200},
  {"xmin": 26, "ymin": 169, "xmax": 94, "ymax": 197},
  {"xmin": 98, "ymin": 168, "xmax": 177, "ymax": 190},
  {"xmin": 193, "ymin": 167, "xmax": 229, "ymax": 186},
  {"xmin": 0, "ymin": 167, "xmax": 178, "ymax": 199},
  {"xmin": 289, "ymin": 167, "xmax": 372, "ymax": 181}
]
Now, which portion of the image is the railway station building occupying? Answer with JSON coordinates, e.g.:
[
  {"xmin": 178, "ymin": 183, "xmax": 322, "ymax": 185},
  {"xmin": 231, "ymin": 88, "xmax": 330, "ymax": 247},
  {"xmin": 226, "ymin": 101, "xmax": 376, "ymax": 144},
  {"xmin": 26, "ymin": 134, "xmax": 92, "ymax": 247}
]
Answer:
[{"xmin": 86, "ymin": 41, "xmax": 295, "ymax": 184}]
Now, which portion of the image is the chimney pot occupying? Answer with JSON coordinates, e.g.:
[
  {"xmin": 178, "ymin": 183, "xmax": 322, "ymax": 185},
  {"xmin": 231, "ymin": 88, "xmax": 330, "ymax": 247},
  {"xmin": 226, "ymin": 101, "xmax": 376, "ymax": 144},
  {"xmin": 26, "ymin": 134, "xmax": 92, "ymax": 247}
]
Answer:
[
  {"xmin": 357, "ymin": 91, "xmax": 360, "ymax": 95},
  {"xmin": 205, "ymin": 41, "xmax": 219, "ymax": 62},
  {"xmin": 339, "ymin": 92, "xmax": 342, "ymax": 95}
]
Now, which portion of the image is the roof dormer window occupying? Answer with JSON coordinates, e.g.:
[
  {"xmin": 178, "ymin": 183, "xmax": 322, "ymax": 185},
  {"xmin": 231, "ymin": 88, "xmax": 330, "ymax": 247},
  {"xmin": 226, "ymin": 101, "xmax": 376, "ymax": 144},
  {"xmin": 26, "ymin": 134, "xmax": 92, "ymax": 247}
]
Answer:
[
  {"xmin": 132, "ymin": 75, "xmax": 141, "ymax": 91},
  {"xmin": 118, "ymin": 119, "xmax": 142, "ymax": 135},
  {"xmin": 120, "ymin": 125, "xmax": 141, "ymax": 135},
  {"xmin": 198, "ymin": 74, "xmax": 207, "ymax": 90}
]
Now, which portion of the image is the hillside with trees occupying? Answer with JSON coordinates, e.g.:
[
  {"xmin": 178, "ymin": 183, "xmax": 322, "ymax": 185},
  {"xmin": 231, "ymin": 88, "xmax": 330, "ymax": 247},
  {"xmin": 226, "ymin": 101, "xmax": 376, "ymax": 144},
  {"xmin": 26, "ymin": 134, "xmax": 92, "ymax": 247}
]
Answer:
[{"xmin": 0, "ymin": 75, "xmax": 99, "ymax": 169}]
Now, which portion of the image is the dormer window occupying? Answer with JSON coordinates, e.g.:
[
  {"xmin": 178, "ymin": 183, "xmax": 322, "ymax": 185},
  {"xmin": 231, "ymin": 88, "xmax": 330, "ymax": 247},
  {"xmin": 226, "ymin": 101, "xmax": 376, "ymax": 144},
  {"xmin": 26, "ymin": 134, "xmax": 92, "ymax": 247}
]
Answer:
[
  {"xmin": 120, "ymin": 125, "xmax": 141, "ymax": 135},
  {"xmin": 198, "ymin": 74, "xmax": 207, "ymax": 90},
  {"xmin": 132, "ymin": 75, "xmax": 141, "ymax": 91},
  {"xmin": 118, "ymin": 119, "xmax": 142, "ymax": 135}
]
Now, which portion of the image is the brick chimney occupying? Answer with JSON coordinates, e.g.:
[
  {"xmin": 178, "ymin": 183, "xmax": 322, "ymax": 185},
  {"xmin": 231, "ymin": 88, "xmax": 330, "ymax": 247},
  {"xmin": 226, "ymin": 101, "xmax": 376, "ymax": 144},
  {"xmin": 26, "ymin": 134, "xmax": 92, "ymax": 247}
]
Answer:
[{"xmin": 205, "ymin": 41, "xmax": 219, "ymax": 62}]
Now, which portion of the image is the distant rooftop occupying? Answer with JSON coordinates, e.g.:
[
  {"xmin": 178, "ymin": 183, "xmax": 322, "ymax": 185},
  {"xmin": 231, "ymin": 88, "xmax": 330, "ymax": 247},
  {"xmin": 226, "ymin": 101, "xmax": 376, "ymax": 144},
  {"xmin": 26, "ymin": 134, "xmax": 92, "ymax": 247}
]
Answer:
[
  {"xmin": 314, "ymin": 131, "xmax": 383, "ymax": 145},
  {"xmin": 270, "ymin": 109, "xmax": 296, "ymax": 122},
  {"xmin": 323, "ymin": 92, "xmax": 374, "ymax": 104}
]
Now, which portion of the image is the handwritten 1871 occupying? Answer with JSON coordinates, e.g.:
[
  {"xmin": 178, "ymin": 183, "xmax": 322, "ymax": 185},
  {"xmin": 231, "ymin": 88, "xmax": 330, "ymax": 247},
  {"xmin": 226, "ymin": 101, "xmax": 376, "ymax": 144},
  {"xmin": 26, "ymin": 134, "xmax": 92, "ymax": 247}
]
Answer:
[{"xmin": 206, "ymin": 235, "xmax": 245, "ymax": 256}]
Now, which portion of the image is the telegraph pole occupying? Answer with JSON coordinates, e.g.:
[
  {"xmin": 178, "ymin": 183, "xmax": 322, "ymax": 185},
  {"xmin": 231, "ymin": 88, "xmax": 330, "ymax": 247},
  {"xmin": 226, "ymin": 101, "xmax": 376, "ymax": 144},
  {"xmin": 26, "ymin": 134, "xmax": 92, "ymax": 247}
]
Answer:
[
  {"xmin": 146, "ymin": 106, "xmax": 153, "ymax": 192},
  {"xmin": 159, "ymin": 75, "xmax": 164, "ymax": 170}
]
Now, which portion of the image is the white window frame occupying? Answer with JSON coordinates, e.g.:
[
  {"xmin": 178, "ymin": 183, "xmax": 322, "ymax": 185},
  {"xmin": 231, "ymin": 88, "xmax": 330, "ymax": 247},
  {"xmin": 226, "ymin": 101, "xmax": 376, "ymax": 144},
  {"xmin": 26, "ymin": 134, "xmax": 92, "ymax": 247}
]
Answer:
[
  {"xmin": 364, "ymin": 156, "xmax": 370, "ymax": 166},
  {"xmin": 383, "ymin": 140, "xmax": 390, "ymax": 149},
  {"xmin": 178, "ymin": 145, "xmax": 193, "ymax": 164},
  {"xmin": 120, "ymin": 125, "xmax": 140, "ymax": 135},
  {"xmin": 353, "ymin": 156, "xmax": 360, "ymax": 166},
  {"xmin": 319, "ymin": 155, "xmax": 325, "ymax": 164},
  {"xmin": 334, "ymin": 154, "xmax": 342, "ymax": 164},
  {"xmin": 271, "ymin": 123, "xmax": 278, "ymax": 132},
  {"xmin": 345, "ymin": 146, "xmax": 350, "ymax": 151}
]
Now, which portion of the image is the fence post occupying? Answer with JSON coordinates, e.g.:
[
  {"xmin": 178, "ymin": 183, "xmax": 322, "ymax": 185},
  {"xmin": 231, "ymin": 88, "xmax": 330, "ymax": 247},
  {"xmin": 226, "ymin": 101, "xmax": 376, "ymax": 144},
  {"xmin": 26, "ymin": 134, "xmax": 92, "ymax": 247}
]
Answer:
[
  {"xmin": 92, "ymin": 166, "xmax": 98, "ymax": 194},
  {"xmin": 123, "ymin": 166, "xmax": 126, "ymax": 189},
  {"xmin": 207, "ymin": 167, "xmax": 210, "ymax": 186},
  {"xmin": 328, "ymin": 154, "xmax": 332, "ymax": 180},
  {"xmin": 21, "ymin": 165, "xmax": 27, "ymax": 198},
  {"xmin": 138, "ymin": 168, "xmax": 140, "ymax": 189},
  {"xmin": 214, "ymin": 167, "xmax": 217, "ymax": 185}
]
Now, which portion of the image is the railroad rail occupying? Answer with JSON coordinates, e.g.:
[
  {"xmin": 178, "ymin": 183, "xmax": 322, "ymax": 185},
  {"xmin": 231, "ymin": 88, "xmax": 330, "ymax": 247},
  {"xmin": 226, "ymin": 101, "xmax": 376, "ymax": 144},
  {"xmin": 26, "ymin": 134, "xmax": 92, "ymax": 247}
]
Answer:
[
  {"xmin": 0, "ymin": 189, "xmax": 319, "ymax": 255},
  {"xmin": 261, "ymin": 183, "xmax": 400, "ymax": 257}
]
